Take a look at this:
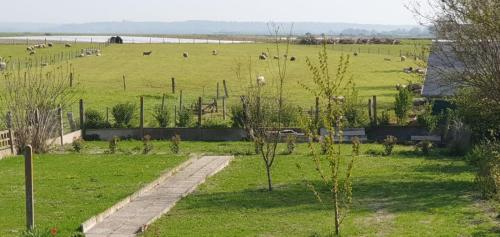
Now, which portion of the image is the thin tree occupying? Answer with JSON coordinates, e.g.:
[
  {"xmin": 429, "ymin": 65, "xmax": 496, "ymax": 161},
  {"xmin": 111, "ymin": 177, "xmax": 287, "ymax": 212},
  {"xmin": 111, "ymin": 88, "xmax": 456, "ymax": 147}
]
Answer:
[
  {"xmin": 299, "ymin": 41, "xmax": 358, "ymax": 236},
  {"xmin": 1, "ymin": 66, "xmax": 75, "ymax": 153},
  {"xmin": 410, "ymin": 0, "xmax": 500, "ymax": 137},
  {"xmin": 239, "ymin": 23, "xmax": 292, "ymax": 191}
]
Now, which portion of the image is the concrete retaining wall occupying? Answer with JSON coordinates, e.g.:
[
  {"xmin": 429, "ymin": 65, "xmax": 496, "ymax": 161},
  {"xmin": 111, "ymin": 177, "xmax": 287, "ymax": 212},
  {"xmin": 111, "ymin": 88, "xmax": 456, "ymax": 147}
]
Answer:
[
  {"xmin": 85, "ymin": 128, "xmax": 247, "ymax": 141},
  {"xmin": 366, "ymin": 126, "xmax": 433, "ymax": 142}
]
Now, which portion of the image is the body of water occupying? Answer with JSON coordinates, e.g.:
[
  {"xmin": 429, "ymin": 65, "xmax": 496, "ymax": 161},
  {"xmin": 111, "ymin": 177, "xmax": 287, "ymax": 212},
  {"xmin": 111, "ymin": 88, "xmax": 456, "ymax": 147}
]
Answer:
[{"xmin": 0, "ymin": 35, "xmax": 252, "ymax": 44}]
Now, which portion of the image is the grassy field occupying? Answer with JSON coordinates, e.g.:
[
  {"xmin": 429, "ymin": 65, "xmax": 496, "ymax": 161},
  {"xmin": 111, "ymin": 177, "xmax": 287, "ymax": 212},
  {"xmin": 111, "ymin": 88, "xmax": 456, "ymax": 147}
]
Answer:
[
  {"xmin": 138, "ymin": 143, "xmax": 498, "ymax": 237},
  {"xmin": 0, "ymin": 141, "xmax": 497, "ymax": 236},
  {"xmin": 1, "ymin": 41, "xmax": 429, "ymax": 126},
  {"xmin": 0, "ymin": 152, "xmax": 187, "ymax": 237}
]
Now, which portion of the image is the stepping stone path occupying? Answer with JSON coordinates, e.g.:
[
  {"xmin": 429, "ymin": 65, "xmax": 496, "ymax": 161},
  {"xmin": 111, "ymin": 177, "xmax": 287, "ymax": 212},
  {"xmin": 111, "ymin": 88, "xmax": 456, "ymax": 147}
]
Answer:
[{"xmin": 84, "ymin": 155, "xmax": 233, "ymax": 237}]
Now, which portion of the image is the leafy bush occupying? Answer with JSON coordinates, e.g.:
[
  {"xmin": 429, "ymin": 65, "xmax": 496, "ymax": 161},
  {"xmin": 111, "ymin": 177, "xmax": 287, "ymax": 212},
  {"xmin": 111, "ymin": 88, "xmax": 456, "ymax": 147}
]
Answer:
[
  {"xmin": 143, "ymin": 134, "xmax": 153, "ymax": 154},
  {"xmin": 416, "ymin": 140, "xmax": 433, "ymax": 155},
  {"xmin": 466, "ymin": 139, "xmax": 500, "ymax": 200},
  {"xmin": 417, "ymin": 103, "xmax": 438, "ymax": 132},
  {"xmin": 344, "ymin": 105, "xmax": 368, "ymax": 128},
  {"xmin": 394, "ymin": 88, "xmax": 413, "ymax": 125},
  {"xmin": 447, "ymin": 118, "xmax": 472, "ymax": 156},
  {"xmin": 201, "ymin": 117, "xmax": 232, "ymax": 128},
  {"xmin": 152, "ymin": 104, "xmax": 170, "ymax": 128},
  {"xmin": 109, "ymin": 136, "xmax": 119, "ymax": 154},
  {"xmin": 285, "ymin": 134, "xmax": 296, "ymax": 155},
  {"xmin": 275, "ymin": 103, "xmax": 301, "ymax": 127},
  {"xmin": 72, "ymin": 138, "xmax": 84, "ymax": 153},
  {"xmin": 112, "ymin": 103, "xmax": 135, "ymax": 128},
  {"xmin": 19, "ymin": 228, "xmax": 54, "ymax": 237},
  {"xmin": 230, "ymin": 104, "xmax": 245, "ymax": 128},
  {"xmin": 170, "ymin": 134, "xmax": 181, "ymax": 154},
  {"xmin": 176, "ymin": 108, "xmax": 192, "ymax": 127},
  {"xmin": 378, "ymin": 110, "xmax": 391, "ymax": 126},
  {"xmin": 84, "ymin": 109, "xmax": 110, "ymax": 129},
  {"xmin": 383, "ymin": 135, "xmax": 397, "ymax": 156}
]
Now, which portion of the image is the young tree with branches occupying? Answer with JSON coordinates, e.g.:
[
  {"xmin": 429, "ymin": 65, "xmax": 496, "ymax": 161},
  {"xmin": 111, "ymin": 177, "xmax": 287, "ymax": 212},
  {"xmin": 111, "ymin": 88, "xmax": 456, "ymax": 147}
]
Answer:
[
  {"xmin": 299, "ymin": 42, "xmax": 359, "ymax": 236},
  {"xmin": 1, "ymin": 66, "xmax": 75, "ymax": 153},
  {"xmin": 238, "ymin": 24, "xmax": 292, "ymax": 191}
]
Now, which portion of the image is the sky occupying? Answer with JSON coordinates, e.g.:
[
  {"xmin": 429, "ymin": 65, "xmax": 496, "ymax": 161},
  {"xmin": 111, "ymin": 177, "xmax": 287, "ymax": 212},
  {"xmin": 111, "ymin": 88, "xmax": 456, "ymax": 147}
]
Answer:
[{"xmin": 1, "ymin": 0, "xmax": 420, "ymax": 25}]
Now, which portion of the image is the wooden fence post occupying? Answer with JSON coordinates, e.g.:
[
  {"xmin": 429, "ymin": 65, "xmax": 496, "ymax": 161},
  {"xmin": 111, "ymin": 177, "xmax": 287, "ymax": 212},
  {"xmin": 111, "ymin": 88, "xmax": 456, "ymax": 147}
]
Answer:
[
  {"xmin": 122, "ymin": 75, "xmax": 126, "ymax": 91},
  {"xmin": 140, "ymin": 96, "xmax": 144, "ymax": 138},
  {"xmin": 69, "ymin": 72, "xmax": 73, "ymax": 87},
  {"xmin": 372, "ymin": 96, "xmax": 377, "ymax": 126},
  {"xmin": 368, "ymin": 99, "xmax": 373, "ymax": 125},
  {"xmin": 79, "ymin": 99, "xmax": 85, "ymax": 135},
  {"xmin": 222, "ymin": 97, "xmax": 226, "ymax": 120},
  {"xmin": 198, "ymin": 97, "xmax": 202, "ymax": 128},
  {"xmin": 106, "ymin": 107, "xmax": 109, "ymax": 123},
  {"xmin": 58, "ymin": 106, "xmax": 64, "ymax": 146},
  {"xmin": 214, "ymin": 98, "xmax": 218, "ymax": 113},
  {"xmin": 24, "ymin": 145, "xmax": 34, "ymax": 230},
  {"xmin": 223, "ymin": 80, "xmax": 229, "ymax": 97},
  {"xmin": 216, "ymin": 82, "xmax": 220, "ymax": 99},
  {"xmin": 171, "ymin": 77, "xmax": 175, "ymax": 94},
  {"xmin": 179, "ymin": 90, "xmax": 183, "ymax": 112},
  {"xmin": 7, "ymin": 112, "xmax": 15, "ymax": 154}
]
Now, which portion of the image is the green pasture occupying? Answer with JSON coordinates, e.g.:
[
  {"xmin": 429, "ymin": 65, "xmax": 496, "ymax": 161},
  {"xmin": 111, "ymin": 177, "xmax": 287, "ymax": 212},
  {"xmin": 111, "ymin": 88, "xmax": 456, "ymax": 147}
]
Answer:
[{"xmin": 1, "ymin": 41, "xmax": 429, "ymax": 126}]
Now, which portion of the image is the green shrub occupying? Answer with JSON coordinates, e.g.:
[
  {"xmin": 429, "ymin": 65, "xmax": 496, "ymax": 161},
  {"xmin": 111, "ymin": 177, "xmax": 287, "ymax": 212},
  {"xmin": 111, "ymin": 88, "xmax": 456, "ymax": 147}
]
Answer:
[
  {"xmin": 466, "ymin": 139, "xmax": 500, "ymax": 200},
  {"xmin": 417, "ymin": 103, "xmax": 438, "ymax": 132},
  {"xmin": 84, "ymin": 109, "xmax": 110, "ymax": 129},
  {"xmin": 72, "ymin": 138, "xmax": 84, "ymax": 152},
  {"xmin": 394, "ymin": 88, "xmax": 413, "ymax": 125},
  {"xmin": 230, "ymin": 104, "xmax": 245, "ymax": 128},
  {"xmin": 19, "ymin": 228, "xmax": 53, "ymax": 237},
  {"xmin": 143, "ymin": 134, "xmax": 153, "ymax": 154},
  {"xmin": 383, "ymin": 135, "xmax": 397, "ymax": 156},
  {"xmin": 177, "ymin": 108, "xmax": 192, "ymax": 127},
  {"xmin": 344, "ymin": 105, "xmax": 368, "ymax": 128},
  {"xmin": 201, "ymin": 118, "xmax": 231, "ymax": 128},
  {"xmin": 152, "ymin": 104, "xmax": 170, "ymax": 128},
  {"xmin": 378, "ymin": 110, "xmax": 391, "ymax": 126},
  {"xmin": 416, "ymin": 140, "xmax": 433, "ymax": 155},
  {"xmin": 285, "ymin": 134, "xmax": 296, "ymax": 155},
  {"xmin": 109, "ymin": 136, "xmax": 119, "ymax": 154},
  {"xmin": 170, "ymin": 134, "xmax": 181, "ymax": 154},
  {"xmin": 112, "ymin": 103, "xmax": 135, "ymax": 128},
  {"xmin": 447, "ymin": 118, "xmax": 472, "ymax": 156}
]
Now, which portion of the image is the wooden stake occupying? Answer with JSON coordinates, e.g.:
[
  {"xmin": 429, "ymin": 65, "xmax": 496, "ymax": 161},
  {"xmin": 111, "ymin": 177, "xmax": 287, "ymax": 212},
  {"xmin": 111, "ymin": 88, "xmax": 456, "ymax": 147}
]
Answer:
[
  {"xmin": 171, "ymin": 77, "xmax": 175, "ymax": 94},
  {"xmin": 198, "ymin": 97, "xmax": 202, "ymax": 127},
  {"xmin": 372, "ymin": 96, "xmax": 377, "ymax": 126},
  {"xmin": 24, "ymin": 145, "xmax": 34, "ymax": 230},
  {"xmin": 222, "ymin": 97, "xmax": 226, "ymax": 120},
  {"xmin": 223, "ymin": 80, "xmax": 229, "ymax": 97},
  {"xmin": 140, "ymin": 96, "xmax": 144, "ymax": 138},
  {"xmin": 123, "ymin": 75, "xmax": 126, "ymax": 91},
  {"xmin": 58, "ymin": 106, "xmax": 64, "ymax": 146}
]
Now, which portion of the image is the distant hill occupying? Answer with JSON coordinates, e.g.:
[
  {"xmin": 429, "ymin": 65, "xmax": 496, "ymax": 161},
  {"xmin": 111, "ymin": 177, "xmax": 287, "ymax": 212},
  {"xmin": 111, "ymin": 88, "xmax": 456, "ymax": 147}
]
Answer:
[{"xmin": 0, "ymin": 21, "xmax": 430, "ymax": 37}]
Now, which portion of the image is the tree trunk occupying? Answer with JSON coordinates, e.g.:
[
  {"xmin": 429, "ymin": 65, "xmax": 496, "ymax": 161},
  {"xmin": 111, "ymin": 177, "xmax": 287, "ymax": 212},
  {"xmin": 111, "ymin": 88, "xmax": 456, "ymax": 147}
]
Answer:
[
  {"xmin": 265, "ymin": 163, "xmax": 273, "ymax": 191},
  {"xmin": 333, "ymin": 183, "xmax": 340, "ymax": 236}
]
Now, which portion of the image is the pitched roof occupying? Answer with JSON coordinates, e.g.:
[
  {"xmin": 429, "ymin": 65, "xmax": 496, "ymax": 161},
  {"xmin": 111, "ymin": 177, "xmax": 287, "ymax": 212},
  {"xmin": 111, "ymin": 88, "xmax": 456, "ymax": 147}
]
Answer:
[{"xmin": 422, "ymin": 42, "xmax": 464, "ymax": 97}]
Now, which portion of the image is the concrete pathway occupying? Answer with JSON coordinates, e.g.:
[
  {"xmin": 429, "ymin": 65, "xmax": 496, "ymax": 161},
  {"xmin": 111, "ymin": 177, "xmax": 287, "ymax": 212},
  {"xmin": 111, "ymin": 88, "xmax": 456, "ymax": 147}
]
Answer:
[{"xmin": 84, "ymin": 155, "xmax": 233, "ymax": 237}]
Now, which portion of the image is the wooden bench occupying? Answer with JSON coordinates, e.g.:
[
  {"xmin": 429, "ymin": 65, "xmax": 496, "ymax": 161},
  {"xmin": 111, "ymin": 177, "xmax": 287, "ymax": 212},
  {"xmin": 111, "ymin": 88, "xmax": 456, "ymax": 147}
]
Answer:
[
  {"xmin": 411, "ymin": 135, "xmax": 441, "ymax": 142},
  {"xmin": 320, "ymin": 128, "xmax": 368, "ymax": 142}
]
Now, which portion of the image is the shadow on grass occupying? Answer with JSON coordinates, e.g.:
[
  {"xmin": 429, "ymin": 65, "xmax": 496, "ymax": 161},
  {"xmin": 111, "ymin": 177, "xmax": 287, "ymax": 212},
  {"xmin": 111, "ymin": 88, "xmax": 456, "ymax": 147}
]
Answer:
[
  {"xmin": 413, "ymin": 163, "xmax": 474, "ymax": 174},
  {"xmin": 186, "ymin": 178, "xmax": 475, "ymax": 216}
]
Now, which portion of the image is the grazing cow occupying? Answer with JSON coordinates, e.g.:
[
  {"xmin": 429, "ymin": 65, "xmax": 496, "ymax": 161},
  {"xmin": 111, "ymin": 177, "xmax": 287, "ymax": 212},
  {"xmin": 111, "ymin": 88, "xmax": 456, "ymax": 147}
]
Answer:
[
  {"xmin": 403, "ymin": 67, "xmax": 413, "ymax": 73},
  {"xmin": 259, "ymin": 54, "xmax": 267, "ymax": 60},
  {"xmin": 47, "ymin": 43, "xmax": 53, "ymax": 47},
  {"xmin": 353, "ymin": 52, "xmax": 358, "ymax": 56},
  {"xmin": 400, "ymin": 56, "xmax": 406, "ymax": 62},
  {"xmin": 143, "ymin": 51, "xmax": 152, "ymax": 56},
  {"xmin": 273, "ymin": 56, "xmax": 279, "ymax": 59},
  {"xmin": 65, "ymin": 43, "xmax": 72, "ymax": 48},
  {"xmin": 384, "ymin": 58, "xmax": 391, "ymax": 61},
  {"xmin": 183, "ymin": 52, "xmax": 189, "ymax": 58},
  {"xmin": 29, "ymin": 51, "xmax": 36, "ymax": 55},
  {"xmin": 212, "ymin": 50, "xmax": 218, "ymax": 55},
  {"xmin": 41, "ymin": 63, "xmax": 48, "ymax": 67},
  {"xmin": 290, "ymin": 56, "xmax": 296, "ymax": 61}
]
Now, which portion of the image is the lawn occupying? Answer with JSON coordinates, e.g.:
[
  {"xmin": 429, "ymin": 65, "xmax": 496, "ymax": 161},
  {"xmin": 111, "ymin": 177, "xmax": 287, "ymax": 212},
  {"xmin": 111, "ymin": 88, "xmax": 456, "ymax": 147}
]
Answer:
[
  {"xmin": 0, "ymin": 152, "xmax": 187, "ymax": 237},
  {"xmin": 1, "ymin": 40, "xmax": 429, "ymax": 126},
  {"xmin": 0, "ymin": 141, "xmax": 497, "ymax": 236},
  {"xmin": 138, "ymin": 142, "xmax": 499, "ymax": 237}
]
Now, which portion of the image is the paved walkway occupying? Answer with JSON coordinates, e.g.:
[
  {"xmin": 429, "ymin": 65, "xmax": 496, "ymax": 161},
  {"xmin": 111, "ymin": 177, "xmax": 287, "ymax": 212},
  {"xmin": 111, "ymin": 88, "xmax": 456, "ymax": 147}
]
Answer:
[{"xmin": 84, "ymin": 155, "xmax": 233, "ymax": 237}]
